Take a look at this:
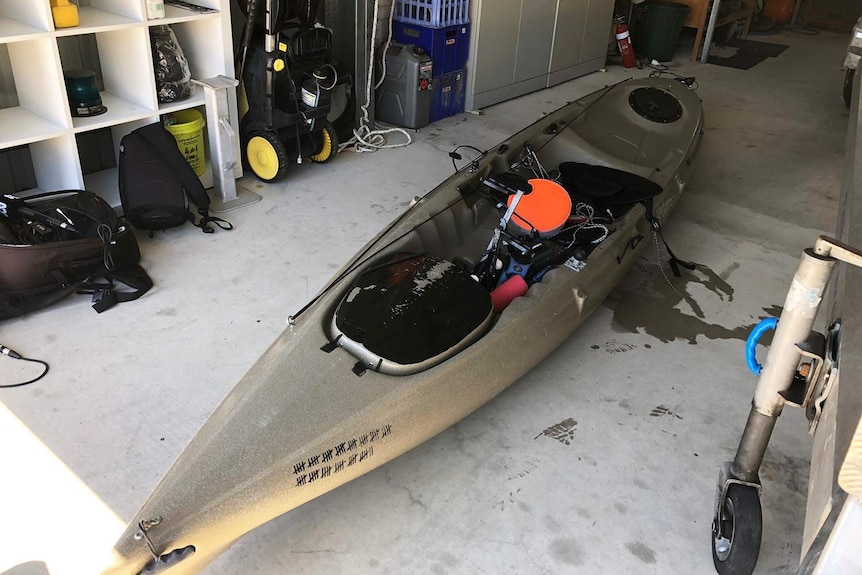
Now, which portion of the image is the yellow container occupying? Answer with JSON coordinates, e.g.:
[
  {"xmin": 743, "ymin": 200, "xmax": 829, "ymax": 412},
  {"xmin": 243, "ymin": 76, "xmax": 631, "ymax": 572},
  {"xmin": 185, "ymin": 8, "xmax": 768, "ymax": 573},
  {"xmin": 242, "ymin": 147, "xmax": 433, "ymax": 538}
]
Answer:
[
  {"xmin": 164, "ymin": 109, "xmax": 206, "ymax": 177},
  {"xmin": 51, "ymin": 0, "xmax": 80, "ymax": 28}
]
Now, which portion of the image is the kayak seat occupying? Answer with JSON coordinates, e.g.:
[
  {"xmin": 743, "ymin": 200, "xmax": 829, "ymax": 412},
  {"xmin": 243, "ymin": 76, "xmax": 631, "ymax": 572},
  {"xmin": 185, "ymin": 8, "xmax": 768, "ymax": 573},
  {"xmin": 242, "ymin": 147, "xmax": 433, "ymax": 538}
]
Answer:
[
  {"xmin": 329, "ymin": 252, "xmax": 494, "ymax": 376},
  {"xmin": 558, "ymin": 161, "xmax": 662, "ymax": 218}
]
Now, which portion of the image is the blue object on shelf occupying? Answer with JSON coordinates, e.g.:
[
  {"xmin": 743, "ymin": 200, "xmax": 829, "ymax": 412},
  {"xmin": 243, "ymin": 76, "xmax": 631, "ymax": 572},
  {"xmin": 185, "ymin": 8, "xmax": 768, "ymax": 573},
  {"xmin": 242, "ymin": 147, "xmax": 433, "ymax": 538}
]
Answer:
[
  {"xmin": 745, "ymin": 317, "xmax": 778, "ymax": 375},
  {"xmin": 393, "ymin": 21, "xmax": 470, "ymax": 77},
  {"xmin": 394, "ymin": 0, "xmax": 470, "ymax": 28},
  {"xmin": 64, "ymin": 69, "xmax": 107, "ymax": 117},
  {"xmin": 430, "ymin": 68, "xmax": 465, "ymax": 122}
]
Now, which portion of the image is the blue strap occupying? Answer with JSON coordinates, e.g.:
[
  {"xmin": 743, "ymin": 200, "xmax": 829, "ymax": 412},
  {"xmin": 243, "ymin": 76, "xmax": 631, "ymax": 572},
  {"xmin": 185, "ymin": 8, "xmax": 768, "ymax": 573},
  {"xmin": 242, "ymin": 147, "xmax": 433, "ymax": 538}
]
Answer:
[{"xmin": 746, "ymin": 317, "xmax": 778, "ymax": 375}]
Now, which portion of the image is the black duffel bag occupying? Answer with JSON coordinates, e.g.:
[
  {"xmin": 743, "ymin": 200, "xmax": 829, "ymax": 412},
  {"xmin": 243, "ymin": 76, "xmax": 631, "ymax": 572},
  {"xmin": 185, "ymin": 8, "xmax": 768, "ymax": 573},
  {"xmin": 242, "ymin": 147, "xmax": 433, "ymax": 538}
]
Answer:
[{"xmin": 0, "ymin": 190, "xmax": 152, "ymax": 319}]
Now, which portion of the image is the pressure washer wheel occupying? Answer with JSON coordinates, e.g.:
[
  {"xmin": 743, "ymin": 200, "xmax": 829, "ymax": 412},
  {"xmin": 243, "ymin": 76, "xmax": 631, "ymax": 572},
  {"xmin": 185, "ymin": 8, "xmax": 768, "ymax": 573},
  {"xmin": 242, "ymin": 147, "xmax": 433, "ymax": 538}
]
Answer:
[
  {"xmin": 310, "ymin": 123, "xmax": 338, "ymax": 164},
  {"xmin": 246, "ymin": 130, "xmax": 288, "ymax": 183},
  {"xmin": 712, "ymin": 484, "xmax": 762, "ymax": 575}
]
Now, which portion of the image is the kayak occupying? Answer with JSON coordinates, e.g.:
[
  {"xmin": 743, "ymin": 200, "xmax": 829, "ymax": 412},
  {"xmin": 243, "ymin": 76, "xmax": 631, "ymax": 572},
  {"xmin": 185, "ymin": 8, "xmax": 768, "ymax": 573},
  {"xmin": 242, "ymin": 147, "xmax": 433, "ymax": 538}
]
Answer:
[{"xmin": 103, "ymin": 76, "xmax": 704, "ymax": 575}]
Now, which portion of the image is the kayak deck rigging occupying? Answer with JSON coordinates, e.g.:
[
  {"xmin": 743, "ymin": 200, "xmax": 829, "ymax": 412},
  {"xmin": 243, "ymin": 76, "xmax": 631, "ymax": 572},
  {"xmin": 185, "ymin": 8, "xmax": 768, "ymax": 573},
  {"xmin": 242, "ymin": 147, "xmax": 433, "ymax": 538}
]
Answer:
[{"xmin": 324, "ymin": 80, "xmax": 695, "ymax": 376}]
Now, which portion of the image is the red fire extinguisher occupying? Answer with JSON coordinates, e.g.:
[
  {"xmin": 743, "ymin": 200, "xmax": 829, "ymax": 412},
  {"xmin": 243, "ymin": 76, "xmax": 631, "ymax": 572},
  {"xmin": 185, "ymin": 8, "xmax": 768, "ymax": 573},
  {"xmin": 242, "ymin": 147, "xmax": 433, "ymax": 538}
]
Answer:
[{"xmin": 615, "ymin": 15, "xmax": 636, "ymax": 69}]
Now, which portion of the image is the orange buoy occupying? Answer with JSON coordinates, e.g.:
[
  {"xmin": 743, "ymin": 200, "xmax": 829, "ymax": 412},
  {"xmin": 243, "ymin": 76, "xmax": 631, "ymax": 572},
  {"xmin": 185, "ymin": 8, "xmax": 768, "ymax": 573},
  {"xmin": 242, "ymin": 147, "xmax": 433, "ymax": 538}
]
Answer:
[
  {"xmin": 507, "ymin": 178, "xmax": 572, "ymax": 236},
  {"xmin": 762, "ymin": 0, "xmax": 795, "ymax": 24}
]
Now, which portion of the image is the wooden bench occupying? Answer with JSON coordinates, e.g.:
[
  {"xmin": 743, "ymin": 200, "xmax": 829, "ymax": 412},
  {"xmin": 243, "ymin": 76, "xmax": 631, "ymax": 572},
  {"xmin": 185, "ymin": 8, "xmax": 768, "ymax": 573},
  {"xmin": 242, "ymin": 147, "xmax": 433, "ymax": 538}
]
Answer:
[{"xmin": 671, "ymin": 0, "xmax": 755, "ymax": 61}]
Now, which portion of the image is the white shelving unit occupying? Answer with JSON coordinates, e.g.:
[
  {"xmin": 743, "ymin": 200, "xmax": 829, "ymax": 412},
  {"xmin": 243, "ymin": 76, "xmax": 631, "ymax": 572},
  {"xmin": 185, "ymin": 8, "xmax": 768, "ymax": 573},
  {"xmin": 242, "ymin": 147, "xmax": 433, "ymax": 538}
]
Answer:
[{"xmin": 0, "ymin": 0, "xmax": 238, "ymax": 207}]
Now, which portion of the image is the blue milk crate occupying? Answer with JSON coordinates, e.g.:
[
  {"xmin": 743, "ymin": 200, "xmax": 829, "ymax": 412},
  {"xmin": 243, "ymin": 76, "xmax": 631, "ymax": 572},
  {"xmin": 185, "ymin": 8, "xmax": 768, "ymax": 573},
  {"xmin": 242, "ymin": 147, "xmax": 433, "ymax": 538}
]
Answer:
[
  {"xmin": 394, "ymin": 0, "xmax": 470, "ymax": 28},
  {"xmin": 393, "ymin": 21, "xmax": 470, "ymax": 77},
  {"xmin": 430, "ymin": 68, "xmax": 465, "ymax": 123}
]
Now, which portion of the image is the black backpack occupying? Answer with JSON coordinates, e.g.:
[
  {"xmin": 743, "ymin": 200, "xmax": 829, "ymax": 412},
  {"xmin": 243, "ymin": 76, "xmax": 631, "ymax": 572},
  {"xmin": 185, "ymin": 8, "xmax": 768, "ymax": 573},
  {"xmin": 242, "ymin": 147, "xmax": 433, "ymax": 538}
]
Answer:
[
  {"xmin": 0, "ymin": 190, "xmax": 152, "ymax": 319},
  {"xmin": 118, "ymin": 123, "xmax": 232, "ymax": 235}
]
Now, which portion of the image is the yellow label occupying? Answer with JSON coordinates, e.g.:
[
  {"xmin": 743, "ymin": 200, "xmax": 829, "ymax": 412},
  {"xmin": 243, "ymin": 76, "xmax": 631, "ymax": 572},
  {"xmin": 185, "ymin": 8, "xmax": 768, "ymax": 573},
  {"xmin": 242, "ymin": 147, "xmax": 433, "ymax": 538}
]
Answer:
[{"xmin": 278, "ymin": 42, "xmax": 287, "ymax": 52}]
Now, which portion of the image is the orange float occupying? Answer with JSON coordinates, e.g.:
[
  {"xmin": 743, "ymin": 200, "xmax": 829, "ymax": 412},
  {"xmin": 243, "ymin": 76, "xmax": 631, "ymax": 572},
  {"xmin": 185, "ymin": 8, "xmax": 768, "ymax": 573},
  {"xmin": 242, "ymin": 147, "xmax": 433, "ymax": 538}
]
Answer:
[
  {"xmin": 506, "ymin": 178, "xmax": 572, "ymax": 236},
  {"xmin": 762, "ymin": 0, "xmax": 795, "ymax": 24}
]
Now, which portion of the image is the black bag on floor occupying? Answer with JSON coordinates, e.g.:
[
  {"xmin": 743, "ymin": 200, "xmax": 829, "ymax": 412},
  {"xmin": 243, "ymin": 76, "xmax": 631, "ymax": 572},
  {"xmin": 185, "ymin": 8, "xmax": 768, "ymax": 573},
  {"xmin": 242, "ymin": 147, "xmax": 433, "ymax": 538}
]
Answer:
[
  {"xmin": 118, "ymin": 122, "xmax": 232, "ymax": 235},
  {"xmin": 0, "ymin": 190, "xmax": 152, "ymax": 319}
]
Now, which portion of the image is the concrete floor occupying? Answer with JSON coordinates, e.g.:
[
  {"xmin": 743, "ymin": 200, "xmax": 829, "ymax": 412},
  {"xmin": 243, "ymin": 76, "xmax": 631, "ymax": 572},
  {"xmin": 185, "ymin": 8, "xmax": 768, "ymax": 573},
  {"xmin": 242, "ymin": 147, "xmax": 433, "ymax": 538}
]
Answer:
[{"xmin": 0, "ymin": 29, "xmax": 851, "ymax": 575}]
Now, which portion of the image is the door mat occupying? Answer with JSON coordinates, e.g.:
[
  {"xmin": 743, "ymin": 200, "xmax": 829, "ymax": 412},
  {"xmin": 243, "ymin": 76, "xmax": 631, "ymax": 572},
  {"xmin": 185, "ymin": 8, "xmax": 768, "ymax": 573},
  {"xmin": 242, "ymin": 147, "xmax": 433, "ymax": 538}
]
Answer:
[{"xmin": 707, "ymin": 39, "xmax": 789, "ymax": 70}]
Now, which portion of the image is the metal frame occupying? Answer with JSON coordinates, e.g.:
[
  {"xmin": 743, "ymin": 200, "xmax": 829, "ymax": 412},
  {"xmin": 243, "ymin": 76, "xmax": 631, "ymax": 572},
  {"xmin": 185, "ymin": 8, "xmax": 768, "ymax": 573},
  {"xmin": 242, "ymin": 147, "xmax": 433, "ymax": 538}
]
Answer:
[{"xmin": 193, "ymin": 76, "xmax": 261, "ymax": 213}]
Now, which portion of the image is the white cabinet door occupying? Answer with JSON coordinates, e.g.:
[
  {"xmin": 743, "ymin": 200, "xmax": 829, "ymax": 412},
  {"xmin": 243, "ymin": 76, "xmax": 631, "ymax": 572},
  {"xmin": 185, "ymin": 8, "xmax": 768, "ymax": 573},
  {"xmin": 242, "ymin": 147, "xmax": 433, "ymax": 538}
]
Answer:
[
  {"xmin": 472, "ymin": 0, "xmax": 521, "ymax": 94},
  {"xmin": 549, "ymin": 0, "xmax": 590, "ymax": 73},
  {"xmin": 513, "ymin": 0, "xmax": 557, "ymax": 83},
  {"xmin": 581, "ymin": 0, "xmax": 615, "ymax": 62}
]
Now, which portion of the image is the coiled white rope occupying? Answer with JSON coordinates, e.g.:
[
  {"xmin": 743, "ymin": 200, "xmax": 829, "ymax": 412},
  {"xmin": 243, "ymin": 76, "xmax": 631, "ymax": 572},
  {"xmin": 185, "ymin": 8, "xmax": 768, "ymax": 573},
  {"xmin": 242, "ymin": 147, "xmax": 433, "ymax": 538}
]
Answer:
[{"xmin": 339, "ymin": 0, "xmax": 413, "ymax": 154}]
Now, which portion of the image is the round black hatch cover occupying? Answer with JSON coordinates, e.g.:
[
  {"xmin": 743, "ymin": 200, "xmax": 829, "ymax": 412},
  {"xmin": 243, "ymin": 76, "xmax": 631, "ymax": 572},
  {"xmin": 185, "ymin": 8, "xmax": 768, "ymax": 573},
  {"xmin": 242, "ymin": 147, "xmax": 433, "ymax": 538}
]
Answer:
[{"xmin": 629, "ymin": 87, "xmax": 682, "ymax": 123}]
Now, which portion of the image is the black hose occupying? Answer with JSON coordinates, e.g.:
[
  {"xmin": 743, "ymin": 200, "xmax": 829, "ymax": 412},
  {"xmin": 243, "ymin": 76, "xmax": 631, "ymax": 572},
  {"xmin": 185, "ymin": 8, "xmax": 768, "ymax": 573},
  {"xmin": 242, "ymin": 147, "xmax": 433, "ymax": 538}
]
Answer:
[{"xmin": 235, "ymin": 0, "xmax": 261, "ymax": 81}]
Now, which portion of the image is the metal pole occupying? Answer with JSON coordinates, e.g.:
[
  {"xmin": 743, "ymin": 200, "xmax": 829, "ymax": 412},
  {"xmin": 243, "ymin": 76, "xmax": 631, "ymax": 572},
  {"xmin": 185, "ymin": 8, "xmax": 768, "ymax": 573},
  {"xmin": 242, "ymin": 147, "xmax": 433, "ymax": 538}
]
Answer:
[
  {"xmin": 699, "ymin": 0, "xmax": 723, "ymax": 64},
  {"xmin": 731, "ymin": 249, "xmax": 835, "ymax": 480}
]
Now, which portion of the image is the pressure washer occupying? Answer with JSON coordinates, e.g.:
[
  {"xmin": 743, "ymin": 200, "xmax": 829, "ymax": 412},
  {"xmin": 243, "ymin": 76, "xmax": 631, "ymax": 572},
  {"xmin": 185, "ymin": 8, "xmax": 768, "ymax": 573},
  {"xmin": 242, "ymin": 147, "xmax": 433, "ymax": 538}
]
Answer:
[{"xmin": 236, "ymin": 0, "xmax": 350, "ymax": 182}]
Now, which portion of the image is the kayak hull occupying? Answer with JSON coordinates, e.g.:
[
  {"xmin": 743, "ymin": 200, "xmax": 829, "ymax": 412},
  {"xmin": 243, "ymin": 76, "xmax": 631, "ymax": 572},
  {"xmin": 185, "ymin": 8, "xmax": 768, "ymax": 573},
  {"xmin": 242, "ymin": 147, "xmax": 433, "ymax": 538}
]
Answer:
[{"xmin": 104, "ymin": 77, "xmax": 704, "ymax": 575}]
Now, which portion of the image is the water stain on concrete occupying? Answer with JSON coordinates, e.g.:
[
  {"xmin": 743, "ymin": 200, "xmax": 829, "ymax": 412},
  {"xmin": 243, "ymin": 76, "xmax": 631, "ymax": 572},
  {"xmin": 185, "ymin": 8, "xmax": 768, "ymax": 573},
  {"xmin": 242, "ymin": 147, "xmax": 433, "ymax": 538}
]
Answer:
[
  {"xmin": 550, "ymin": 538, "xmax": 586, "ymax": 566},
  {"xmin": 507, "ymin": 457, "xmax": 541, "ymax": 481},
  {"xmin": 625, "ymin": 541, "xmax": 657, "ymax": 564},
  {"xmin": 760, "ymin": 449, "xmax": 809, "ymax": 495},
  {"xmin": 535, "ymin": 418, "xmax": 577, "ymax": 445},
  {"xmin": 650, "ymin": 405, "xmax": 683, "ymax": 419},
  {"xmin": 605, "ymin": 259, "xmax": 777, "ymax": 344},
  {"xmin": 605, "ymin": 339, "xmax": 636, "ymax": 354}
]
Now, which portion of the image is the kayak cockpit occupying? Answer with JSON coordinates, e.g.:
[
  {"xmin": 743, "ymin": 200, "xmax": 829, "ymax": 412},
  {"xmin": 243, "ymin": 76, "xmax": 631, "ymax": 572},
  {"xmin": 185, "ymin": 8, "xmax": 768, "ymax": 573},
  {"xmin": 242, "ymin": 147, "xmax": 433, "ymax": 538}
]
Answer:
[
  {"xmin": 321, "ymin": 80, "xmax": 699, "ymax": 377},
  {"xmin": 323, "ymin": 151, "xmax": 665, "ymax": 376},
  {"xmin": 329, "ymin": 253, "xmax": 493, "ymax": 376}
]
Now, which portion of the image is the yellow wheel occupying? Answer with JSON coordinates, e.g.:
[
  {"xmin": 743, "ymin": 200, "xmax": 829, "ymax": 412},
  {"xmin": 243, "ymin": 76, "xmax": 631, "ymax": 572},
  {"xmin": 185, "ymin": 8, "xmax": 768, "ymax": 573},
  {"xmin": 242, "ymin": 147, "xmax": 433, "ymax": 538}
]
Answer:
[
  {"xmin": 310, "ymin": 123, "xmax": 339, "ymax": 164},
  {"xmin": 246, "ymin": 131, "xmax": 288, "ymax": 182}
]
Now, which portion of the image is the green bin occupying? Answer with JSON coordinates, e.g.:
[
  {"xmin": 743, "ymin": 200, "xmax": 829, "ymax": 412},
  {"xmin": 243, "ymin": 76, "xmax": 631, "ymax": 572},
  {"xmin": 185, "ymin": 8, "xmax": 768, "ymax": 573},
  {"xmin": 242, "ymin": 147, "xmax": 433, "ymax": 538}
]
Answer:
[{"xmin": 635, "ymin": 1, "xmax": 690, "ymax": 62}]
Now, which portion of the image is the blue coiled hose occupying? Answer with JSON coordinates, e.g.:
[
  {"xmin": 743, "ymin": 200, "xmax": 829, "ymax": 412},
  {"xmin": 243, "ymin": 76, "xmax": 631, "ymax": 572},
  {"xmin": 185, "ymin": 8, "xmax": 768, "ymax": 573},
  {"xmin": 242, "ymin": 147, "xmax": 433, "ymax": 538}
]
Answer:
[{"xmin": 746, "ymin": 317, "xmax": 778, "ymax": 375}]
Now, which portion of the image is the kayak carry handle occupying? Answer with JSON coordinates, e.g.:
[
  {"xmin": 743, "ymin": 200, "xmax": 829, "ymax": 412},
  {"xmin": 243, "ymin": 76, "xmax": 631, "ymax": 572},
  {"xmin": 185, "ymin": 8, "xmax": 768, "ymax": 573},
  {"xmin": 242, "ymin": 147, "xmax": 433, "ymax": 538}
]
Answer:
[{"xmin": 746, "ymin": 317, "xmax": 778, "ymax": 375}]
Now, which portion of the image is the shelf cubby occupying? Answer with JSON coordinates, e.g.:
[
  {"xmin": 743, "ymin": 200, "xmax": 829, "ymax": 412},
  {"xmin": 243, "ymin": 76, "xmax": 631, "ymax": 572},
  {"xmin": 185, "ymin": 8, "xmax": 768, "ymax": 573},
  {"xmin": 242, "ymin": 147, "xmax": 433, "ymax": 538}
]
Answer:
[
  {"xmin": 0, "ymin": 0, "xmax": 236, "ymax": 208},
  {"xmin": 30, "ymin": 133, "xmax": 86, "ymax": 192},
  {"xmin": 52, "ymin": 0, "xmax": 144, "ymax": 37},
  {"xmin": 0, "ymin": 37, "xmax": 70, "ymax": 148},
  {"xmin": 0, "ymin": 144, "xmax": 38, "ymax": 195},
  {"xmin": 159, "ymin": 2, "xmax": 220, "ymax": 26},
  {"xmin": 158, "ymin": 88, "xmax": 206, "ymax": 115},
  {"xmin": 168, "ymin": 17, "xmax": 230, "ymax": 84},
  {"xmin": 59, "ymin": 28, "xmax": 157, "ymax": 132},
  {"xmin": 0, "ymin": 0, "xmax": 52, "ymax": 44},
  {"xmin": 76, "ymin": 127, "xmax": 117, "ymax": 175}
]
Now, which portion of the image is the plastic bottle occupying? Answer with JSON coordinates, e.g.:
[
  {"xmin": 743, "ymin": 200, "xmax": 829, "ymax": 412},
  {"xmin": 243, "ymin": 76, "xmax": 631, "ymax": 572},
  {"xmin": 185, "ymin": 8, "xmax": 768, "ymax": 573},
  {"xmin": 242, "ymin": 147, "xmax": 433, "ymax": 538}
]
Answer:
[
  {"xmin": 146, "ymin": 1, "xmax": 165, "ymax": 20},
  {"xmin": 615, "ymin": 16, "xmax": 636, "ymax": 69}
]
